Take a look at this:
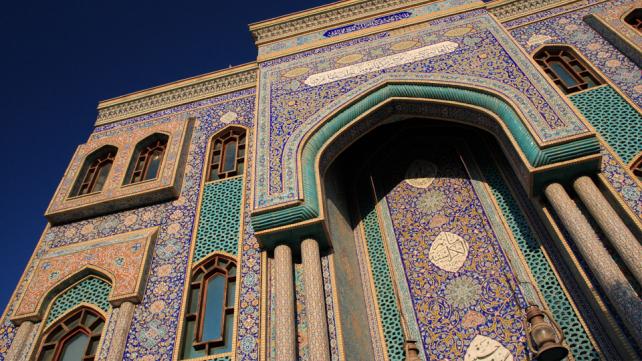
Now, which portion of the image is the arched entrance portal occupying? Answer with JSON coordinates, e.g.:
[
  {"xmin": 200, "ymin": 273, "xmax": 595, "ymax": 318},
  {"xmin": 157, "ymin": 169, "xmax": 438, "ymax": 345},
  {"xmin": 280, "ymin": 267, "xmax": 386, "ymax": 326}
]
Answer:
[{"xmin": 323, "ymin": 120, "xmax": 585, "ymax": 360}]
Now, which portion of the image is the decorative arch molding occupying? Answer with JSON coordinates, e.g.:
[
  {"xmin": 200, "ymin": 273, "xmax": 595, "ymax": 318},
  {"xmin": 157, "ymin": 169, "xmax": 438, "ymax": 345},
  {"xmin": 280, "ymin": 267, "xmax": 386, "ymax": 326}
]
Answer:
[
  {"xmin": 11, "ymin": 227, "xmax": 158, "ymax": 324},
  {"xmin": 251, "ymin": 78, "xmax": 601, "ymax": 249},
  {"xmin": 253, "ymin": 73, "xmax": 596, "ymax": 211}
]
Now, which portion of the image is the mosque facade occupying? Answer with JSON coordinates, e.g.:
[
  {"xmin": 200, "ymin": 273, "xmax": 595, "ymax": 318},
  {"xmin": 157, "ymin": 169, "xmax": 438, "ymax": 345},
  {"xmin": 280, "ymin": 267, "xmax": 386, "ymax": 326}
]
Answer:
[{"xmin": 2, "ymin": 0, "xmax": 642, "ymax": 360}]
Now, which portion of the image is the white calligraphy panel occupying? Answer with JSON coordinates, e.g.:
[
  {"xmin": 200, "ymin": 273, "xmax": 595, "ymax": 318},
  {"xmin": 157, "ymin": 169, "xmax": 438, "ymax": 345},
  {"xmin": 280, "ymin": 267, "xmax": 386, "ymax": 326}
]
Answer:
[
  {"xmin": 429, "ymin": 232, "xmax": 468, "ymax": 272},
  {"xmin": 304, "ymin": 41, "xmax": 459, "ymax": 86}
]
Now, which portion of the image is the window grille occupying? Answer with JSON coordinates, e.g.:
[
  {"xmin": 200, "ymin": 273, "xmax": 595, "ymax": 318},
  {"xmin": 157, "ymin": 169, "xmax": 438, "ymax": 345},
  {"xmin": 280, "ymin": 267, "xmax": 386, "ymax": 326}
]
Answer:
[{"xmin": 534, "ymin": 46, "xmax": 603, "ymax": 94}]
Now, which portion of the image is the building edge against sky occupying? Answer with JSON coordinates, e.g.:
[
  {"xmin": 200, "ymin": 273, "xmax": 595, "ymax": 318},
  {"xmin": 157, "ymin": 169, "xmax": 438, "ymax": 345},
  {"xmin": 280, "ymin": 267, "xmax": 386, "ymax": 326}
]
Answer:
[{"xmin": 2, "ymin": 0, "xmax": 642, "ymax": 360}]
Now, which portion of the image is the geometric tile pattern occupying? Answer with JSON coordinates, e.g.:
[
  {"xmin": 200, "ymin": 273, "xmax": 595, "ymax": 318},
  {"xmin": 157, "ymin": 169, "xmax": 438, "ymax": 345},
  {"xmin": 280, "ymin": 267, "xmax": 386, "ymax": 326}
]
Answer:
[
  {"xmin": 46, "ymin": 276, "xmax": 111, "ymax": 326},
  {"xmin": 570, "ymin": 85, "xmax": 642, "ymax": 164},
  {"xmin": 475, "ymin": 149, "xmax": 600, "ymax": 360},
  {"xmin": 360, "ymin": 204, "xmax": 405, "ymax": 360},
  {"xmin": 193, "ymin": 176, "xmax": 244, "ymax": 262}
]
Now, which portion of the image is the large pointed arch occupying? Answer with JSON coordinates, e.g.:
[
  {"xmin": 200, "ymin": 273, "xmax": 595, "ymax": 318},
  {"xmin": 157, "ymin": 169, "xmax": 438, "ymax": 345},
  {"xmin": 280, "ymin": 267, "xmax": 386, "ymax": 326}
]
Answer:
[{"xmin": 251, "ymin": 80, "xmax": 601, "ymax": 249}]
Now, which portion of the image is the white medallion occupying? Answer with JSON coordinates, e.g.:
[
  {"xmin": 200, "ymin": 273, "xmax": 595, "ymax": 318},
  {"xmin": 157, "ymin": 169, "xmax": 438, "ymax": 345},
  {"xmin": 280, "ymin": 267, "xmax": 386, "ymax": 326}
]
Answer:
[
  {"xmin": 220, "ymin": 111, "xmax": 238, "ymax": 123},
  {"xmin": 405, "ymin": 160, "xmax": 437, "ymax": 188},
  {"xmin": 429, "ymin": 232, "xmax": 468, "ymax": 272},
  {"xmin": 465, "ymin": 335, "xmax": 513, "ymax": 361}
]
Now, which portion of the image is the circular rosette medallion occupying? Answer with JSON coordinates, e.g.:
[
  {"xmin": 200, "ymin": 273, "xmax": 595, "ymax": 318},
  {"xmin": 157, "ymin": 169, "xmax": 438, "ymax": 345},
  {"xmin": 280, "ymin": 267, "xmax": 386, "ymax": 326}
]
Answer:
[
  {"xmin": 405, "ymin": 159, "xmax": 438, "ymax": 188},
  {"xmin": 429, "ymin": 231, "xmax": 469, "ymax": 272}
]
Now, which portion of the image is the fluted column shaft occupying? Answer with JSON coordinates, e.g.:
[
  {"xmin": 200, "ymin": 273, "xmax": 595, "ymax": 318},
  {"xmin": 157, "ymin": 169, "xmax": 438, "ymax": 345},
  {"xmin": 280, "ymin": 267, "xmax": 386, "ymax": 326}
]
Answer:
[
  {"xmin": 544, "ymin": 183, "xmax": 642, "ymax": 348},
  {"xmin": 6, "ymin": 321, "xmax": 36, "ymax": 361},
  {"xmin": 573, "ymin": 176, "xmax": 642, "ymax": 286},
  {"xmin": 301, "ymin": 238, "xmax": 331, "ymax": 361},
  {"xmin": 106, "ymin": 301, "xmax": 136, "ymax": 361},
  {"xmin": 274, "ymin": 244, "xmax": 296, "ymax": 361}
]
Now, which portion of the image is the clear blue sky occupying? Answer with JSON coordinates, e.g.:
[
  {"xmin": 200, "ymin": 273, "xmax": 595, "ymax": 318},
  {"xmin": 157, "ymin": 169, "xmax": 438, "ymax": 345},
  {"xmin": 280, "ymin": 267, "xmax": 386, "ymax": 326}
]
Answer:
[{"xmin": 0, "ymin": 0, "xmax": 329, "ymax": 313}]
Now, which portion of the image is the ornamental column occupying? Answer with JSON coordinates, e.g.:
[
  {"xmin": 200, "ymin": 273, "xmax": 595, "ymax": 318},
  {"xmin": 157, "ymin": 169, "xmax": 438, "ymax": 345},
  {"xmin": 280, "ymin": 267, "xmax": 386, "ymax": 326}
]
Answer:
[
  {"xmin": 5, "ymin": 321, "xmax": 37, "ymax": 361},
  {"xmin": 274, "ymin": 244, "xmax": 296, "ymax": 361},
  {"xmin": 301, "ymin": 238, "xmax": 331, "ymax": 361},
  {"xmin": 572, "ymin": 176, "xmax": 642, "ymax": 286},
  {"xmin": 106, "ymin": 301, "xmax": 136, "ymax": 361},
  {"xmin": 544, "ymin": 183, "xmax": 642, "ymax": 348}
]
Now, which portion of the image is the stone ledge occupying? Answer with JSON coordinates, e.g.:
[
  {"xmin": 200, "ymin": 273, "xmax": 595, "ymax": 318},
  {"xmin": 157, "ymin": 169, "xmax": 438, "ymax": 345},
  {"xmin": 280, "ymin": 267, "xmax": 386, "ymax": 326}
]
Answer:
[
  {"xmin": 95, "ymin": 63, "xmax": 257, "ymax": 126},
  {"xmin": 249, "ymin": 0, "xmax": 426, "ymax": 45}
]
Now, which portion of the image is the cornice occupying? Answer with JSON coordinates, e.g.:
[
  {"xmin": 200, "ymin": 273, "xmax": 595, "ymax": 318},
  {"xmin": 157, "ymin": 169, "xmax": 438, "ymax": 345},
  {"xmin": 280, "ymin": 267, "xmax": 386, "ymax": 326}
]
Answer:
[
  {"xmin": 95, "ymin": 63, "xmax": 258, "ymax": 126},
  {"xmin": 488, "ymin": 0, "xmax": 580, "ymax": 21},
  {"xmin": 249, "ymin": 0, "xmax": 429, "ymax": 45}
]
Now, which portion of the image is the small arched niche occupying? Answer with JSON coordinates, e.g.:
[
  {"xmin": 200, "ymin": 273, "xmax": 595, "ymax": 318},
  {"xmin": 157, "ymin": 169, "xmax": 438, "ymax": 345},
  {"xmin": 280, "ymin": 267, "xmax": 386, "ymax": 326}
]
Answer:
[
  {"xmin": 124, "ymin": 133, "xmax": 169, "ymax": 185},
  {"xmin": 70, "ymin": 145, "xmax": 118, "ymax": 197}
]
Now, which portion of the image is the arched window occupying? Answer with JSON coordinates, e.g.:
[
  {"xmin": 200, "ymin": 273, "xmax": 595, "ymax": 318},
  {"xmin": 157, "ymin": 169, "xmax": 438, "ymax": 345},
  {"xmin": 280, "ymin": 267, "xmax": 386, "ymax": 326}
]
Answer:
[
  {"xmin": 124, "ymin": 133, "xmax": 169, "ymax": 185},
  {"xmin": 624, "ymin": 8, "xmax": 642, "ymax": 32},
  {"xmin": 207, "ymin": 127, "xmax": 246, "ymax": 181},
  {"xmin": 70, "ymin": 146, "xmax": 117, "ymax": 196},
  {"xmin": 631, "ymin": 155, "xmax": 642, "ymax": 180},
  {"xmin": 534, "ymin": 45, "xmax": 604, "ymax": 94},
  {"xmin": 36, "ymin": 307, "xmax": 105, "ymax": 361},
  {"xmin": 180, "ymin": 255, "xmax": 237, "ymax": 358}
]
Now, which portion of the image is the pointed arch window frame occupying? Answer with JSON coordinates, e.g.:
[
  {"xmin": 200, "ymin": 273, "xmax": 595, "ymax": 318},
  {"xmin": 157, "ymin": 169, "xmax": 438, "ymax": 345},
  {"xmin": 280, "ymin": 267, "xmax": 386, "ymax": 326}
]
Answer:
[
  {"xmin": 180, "ymin": 254, "xmax": 237, "ymax": 358},
  {"xmin": 623, "ymin": 8, "xmax": 642, "ymax": 33},
  {"xmin": 69, "ymin": 146, "xmax": 118, "ymax": 197},
  {"xmin": 533, "ymin": 44, "xmax": 605, "ymax": 94},
  {"xmin": 36, "ymin": 306, "xmax": 106, "ymax": 361},
  {"xmin": 124, "ymin": 133, "xmax": 170, "ymax": 185},
  {"xmin": 206, "ymin": 127, "xmax": 246, "ymax": 182}
]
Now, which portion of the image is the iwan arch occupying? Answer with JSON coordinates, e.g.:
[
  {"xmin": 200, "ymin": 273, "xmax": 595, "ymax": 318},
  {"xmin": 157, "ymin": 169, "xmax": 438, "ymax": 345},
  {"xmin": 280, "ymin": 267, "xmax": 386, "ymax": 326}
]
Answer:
[{"xmin": 2, "ymin": 1, "xmax": 642, "ymax": 360}]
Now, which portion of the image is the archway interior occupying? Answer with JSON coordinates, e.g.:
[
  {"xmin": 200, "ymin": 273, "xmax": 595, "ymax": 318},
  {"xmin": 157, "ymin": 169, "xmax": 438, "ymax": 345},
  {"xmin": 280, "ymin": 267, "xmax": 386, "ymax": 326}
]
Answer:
[{"xmin": 323, "ymin": 119, "xmax": 533, "ymax": 360}]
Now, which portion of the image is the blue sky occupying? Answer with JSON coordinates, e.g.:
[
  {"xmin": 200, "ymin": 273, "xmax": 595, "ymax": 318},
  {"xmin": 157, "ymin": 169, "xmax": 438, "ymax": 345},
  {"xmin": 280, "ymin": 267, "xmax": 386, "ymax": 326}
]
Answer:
[{"xmin": 0, "ymin": 0, "xmax": 329, "ymax": 313}]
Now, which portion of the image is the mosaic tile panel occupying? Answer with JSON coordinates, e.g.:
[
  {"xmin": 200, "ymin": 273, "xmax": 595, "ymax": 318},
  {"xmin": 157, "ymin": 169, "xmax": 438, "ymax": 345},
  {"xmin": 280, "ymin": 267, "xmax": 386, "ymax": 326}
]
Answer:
[
  {"xmin": 234, "ymin": 124, "xmax": 263, "ymax": 361},
  {"xmin": 193, "ymin": 176, "xmax": 244, "ymax": 262},
  {"xmin": 600, "ymin": 146, "xmax": 642, "ymax": 220},
  {"xmin": 359, "ymin": 202, "xmax": 405, "ymax": 360},
  {"xmin": 510, "ymin": 0, "xmax": 642, "ymax": 108},
  {"xmin": 46, "ymin": 277, "xmax": 111, "ymax": 326},
  {"xmin": 570, "ymin": 85, "xmax": 642, "ymax": 164},
  {"xmin": 320, "ymin": 257, "xmax": 341, "ymax": 361},
  {"xmin": 474, "ymin": 147, "xmax": 600, "ymax": 360},
  {"xmin": 380, "ymin": 143, "xmax": 528, "ymax": 359}
]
